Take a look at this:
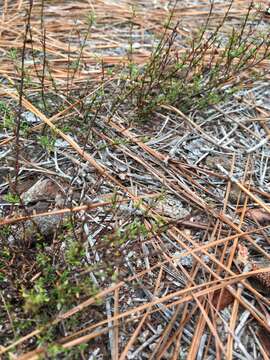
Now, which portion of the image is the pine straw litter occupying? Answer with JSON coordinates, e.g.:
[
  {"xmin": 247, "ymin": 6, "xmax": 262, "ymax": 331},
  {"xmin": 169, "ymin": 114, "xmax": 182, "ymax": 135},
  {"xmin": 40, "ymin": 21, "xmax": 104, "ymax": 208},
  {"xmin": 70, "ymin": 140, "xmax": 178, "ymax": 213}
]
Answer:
[{"xmin": 0, "ymin": 0, "xmax": 270, "ymax": 359}]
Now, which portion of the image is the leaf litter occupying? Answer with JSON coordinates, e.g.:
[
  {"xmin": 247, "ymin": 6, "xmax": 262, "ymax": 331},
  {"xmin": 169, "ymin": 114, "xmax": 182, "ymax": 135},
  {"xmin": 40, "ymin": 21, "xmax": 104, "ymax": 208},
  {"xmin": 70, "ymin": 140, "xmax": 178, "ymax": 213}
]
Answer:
[{"xmin": 0, "ymin": 0, "xmax": 270, "ymax": 359}]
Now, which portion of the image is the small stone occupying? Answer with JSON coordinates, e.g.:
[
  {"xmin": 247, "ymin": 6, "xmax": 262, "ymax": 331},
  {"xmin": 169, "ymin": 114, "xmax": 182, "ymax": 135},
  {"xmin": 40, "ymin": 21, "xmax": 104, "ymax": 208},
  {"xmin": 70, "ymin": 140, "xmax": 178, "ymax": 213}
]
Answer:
[
  {"xmin": 22, "ymin": 111, "xmax": 41, "ymax": 124},
  {"xmin": 21, "ymin": 179, "xmax": 61, "ymax": 204},
  {"xmin": 8, "ymin": 213, "xmax": 64, "ymax": 245}
]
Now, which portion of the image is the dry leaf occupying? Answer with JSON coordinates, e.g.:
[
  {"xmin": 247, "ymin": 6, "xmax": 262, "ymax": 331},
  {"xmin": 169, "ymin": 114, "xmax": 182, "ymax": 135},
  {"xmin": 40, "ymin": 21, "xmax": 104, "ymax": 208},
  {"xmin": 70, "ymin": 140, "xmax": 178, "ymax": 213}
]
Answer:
[
  {"xmin": 257, "ymin": 327, "xmax": 270, "ymax": 357},
  {"xmin": 237, "ymin": 244, "xmax": 249, "ymax": 265},
  {"xmin": 212, "ymin": 289, "xmax": 234, "ymax": 310},
  {"xmin": 246, "ymin": 208, "xmax": 270, "ymax": 224}
]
